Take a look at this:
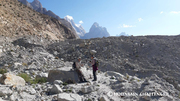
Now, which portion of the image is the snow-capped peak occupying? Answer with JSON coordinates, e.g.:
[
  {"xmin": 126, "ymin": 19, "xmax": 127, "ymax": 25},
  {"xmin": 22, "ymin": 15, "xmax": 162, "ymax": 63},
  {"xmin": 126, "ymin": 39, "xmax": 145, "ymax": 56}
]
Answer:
[
  {"xmin": 65, "ymin": 15, "xmax": 74, "ymax": 21},
  {"xmin": 75, "ymin": 24, "xmax": 81, "ymax": 27},
  {"xmin": 64, "ymin": 15, "xmax": 86, "ymax": 37}
]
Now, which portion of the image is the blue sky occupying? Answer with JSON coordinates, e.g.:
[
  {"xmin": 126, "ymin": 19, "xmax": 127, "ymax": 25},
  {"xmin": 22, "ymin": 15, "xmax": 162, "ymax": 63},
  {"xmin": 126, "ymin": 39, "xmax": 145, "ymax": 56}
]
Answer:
[{"xmin": 27, "ymin": 0, "xmax": 180, "ymax": 36}]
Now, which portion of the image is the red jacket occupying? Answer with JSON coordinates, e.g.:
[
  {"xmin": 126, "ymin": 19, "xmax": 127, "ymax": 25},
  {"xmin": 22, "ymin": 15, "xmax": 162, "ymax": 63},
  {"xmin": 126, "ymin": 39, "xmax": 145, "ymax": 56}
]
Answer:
[{"xmin": 91, "ymin": 59, "xmax": 98, "ymax": 71}]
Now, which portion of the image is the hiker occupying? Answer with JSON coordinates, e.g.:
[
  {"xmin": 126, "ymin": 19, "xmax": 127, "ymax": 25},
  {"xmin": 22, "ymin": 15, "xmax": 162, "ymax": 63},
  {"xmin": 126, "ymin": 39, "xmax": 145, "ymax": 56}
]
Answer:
[
  {"xmin": 73, "ymin": 57, "xmax": 87, "ymax": 83},
  {"xmin": 90, "ymin": 55, "xmax": 98, "ymax": 81}
]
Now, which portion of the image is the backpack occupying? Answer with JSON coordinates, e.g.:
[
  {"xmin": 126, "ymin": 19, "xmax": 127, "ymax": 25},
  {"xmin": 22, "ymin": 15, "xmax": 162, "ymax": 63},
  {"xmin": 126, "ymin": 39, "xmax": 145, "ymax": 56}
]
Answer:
[
  {"xmin": 94, "ymin": 59, "xmax": 99, "ymax": 67},
  {"xmin": 72, "ymin": 62, "xmax": 76, "ymax": 69}
]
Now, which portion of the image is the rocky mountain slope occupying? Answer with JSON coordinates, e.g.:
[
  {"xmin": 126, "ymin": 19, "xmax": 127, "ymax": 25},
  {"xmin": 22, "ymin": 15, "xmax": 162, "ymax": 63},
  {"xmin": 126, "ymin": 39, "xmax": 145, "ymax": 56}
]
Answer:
[
  {"xmin": 0, "ymin": 0, "xmax": 77, "ymax": 40},
  {"xmin": 81, "ymin": 22, "xmax": 110, "ymax": 39},
  {"xmin": 18, "ymin": 0, "xmax": 78, "ymax": 39}
]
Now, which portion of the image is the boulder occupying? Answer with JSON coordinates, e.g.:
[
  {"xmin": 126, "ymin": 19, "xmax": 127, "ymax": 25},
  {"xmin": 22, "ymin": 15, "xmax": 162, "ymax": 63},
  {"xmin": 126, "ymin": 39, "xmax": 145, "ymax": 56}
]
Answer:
[
  {"xmin": 36, "ymin": 72, "xmax": 48, "ymax": 79},
  {"xmin": 10, "ymin": 94, "xmax": 16, "ymax": 101},
  {"xmin": 14, "ymin": 62, "xmax": 22, "ymax": 69},
  {"xmin": 26, "ymin": 87, "xmax": 36, "ymax": 95},
  {"xmin": 0, "ymin": 73, "xmax": 25, "ymax": 86},
  {"xmin": 99, "ymin": 96, "xmax": 109, "ymax": 101},
  {"xmin": 106, "ymin": 71, "xmax": 124, "ymax": 79},
  {"xmin": 54, "ymin": 80, "xmax": 63, "ymax": 85},
  {"xmin": 90, "ymin": 50, "xmax": 97, "ymax": 54},
  {"xmin": 50, "ymin": 84, "xmax": 63, "ymax": 94},
  {"xmin": 47, "ymin": 67, "xmax": 79, "ymax": 83},
  {"xmin": 0, "ymin": 86, "xmax": 13, "ymax": 97},
  {"xmin": 0, "ymin": 48, "xmax": 2, "ymax": 56},
  {"xmin": 57, "ymin": 93, "xmax": 82, "ymax": 101},
  {"xmin": 81, "ymin": 86, "xmax": 95, "ymax": 94},
  {"xmin": 20, "ymin": 92, "xmax": 36, "ymax": 100}
]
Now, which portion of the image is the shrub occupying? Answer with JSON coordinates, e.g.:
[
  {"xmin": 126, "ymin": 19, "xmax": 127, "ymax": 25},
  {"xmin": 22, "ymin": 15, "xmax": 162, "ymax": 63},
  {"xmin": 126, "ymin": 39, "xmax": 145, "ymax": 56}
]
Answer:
[
  {"xmin": 34, "ymin": 77, "xmax": 47, "ymax": 84},
  {"xmin": 64, "ymin": 89, "xmax": 72, "ymax": 93},
  {"xmin": 62, "ymin": 82, "xmax": 68, "ymax": 86},
  {"xmin": 68, "ymin": 89, "xmax": 72, "ymax": 92},
  {"xmin": 87, "ymin": 99, "xmax": 92, "ymax": 101},
  {"xmin": 0, "ymin": 4, "xmax": 1, "ymax": 6},
  {"xmin": 18, "ymin": 73, "xmax": 47, "ymax": 84},
  {"xmin": 18, "ymin": 73, "xmax": 31, "ymax": 83},
  {"xmin": 0, "ymin": 69, "xmax": 7, "ymax": 74}
]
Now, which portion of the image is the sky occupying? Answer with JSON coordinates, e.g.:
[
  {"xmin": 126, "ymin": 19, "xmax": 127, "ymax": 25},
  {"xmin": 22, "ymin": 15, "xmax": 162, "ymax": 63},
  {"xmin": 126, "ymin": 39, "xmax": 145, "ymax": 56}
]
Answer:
[{"xmin": 27, "ymin": 0, "xmax": 180, "ymax": 36}]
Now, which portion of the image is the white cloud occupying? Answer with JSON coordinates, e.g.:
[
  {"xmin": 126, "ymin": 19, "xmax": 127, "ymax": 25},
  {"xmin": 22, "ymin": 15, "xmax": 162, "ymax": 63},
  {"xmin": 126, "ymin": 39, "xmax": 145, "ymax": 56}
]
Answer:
[
  {"xmin": 122, "ymin": 24, "xmax": 136, "ymax": 28},
  {"xmin": 160, "ymin": 11, "xmax": 163, "ymax": 14},
  {"xmin": 75, "ymin": 20, "xmax": 84, "ymax": 27},
  {"xmin": 79, "ymin": 20, "xmax": 83, "ymax": 24},
  {"xmin": 138, "ymin": 18, "xmax": 143, "ymax": 22},
  {"xmin": 118, "ymin": 24, "xmax": 136, "ymax": 28},
  {"xmin": 170, "ymin": 11, "xmax": 180, "ymax": 14}
]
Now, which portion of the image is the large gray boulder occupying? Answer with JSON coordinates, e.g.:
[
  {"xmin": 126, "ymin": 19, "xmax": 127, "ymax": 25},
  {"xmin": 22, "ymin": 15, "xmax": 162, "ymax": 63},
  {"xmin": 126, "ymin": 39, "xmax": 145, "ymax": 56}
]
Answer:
[
  {"xmin": 57, "ymin": 93, "xmax": 82, "ymax": 101},
  {"xmin": 0, "ymin": 73, "xmax": 25, "ymax": 86},
  {"xmin": 47, "ymin": 67, "xmax": 79, "ymax": 83}
]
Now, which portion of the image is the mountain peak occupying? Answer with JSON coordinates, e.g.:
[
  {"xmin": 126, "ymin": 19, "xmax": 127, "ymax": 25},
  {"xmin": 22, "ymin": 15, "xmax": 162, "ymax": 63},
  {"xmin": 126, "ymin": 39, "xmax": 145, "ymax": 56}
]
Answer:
[
  {"xmin": 92, "ymin": 22, "xmax": 99, "ymax": 27},
  {"xmin": 33, "ymin": 0, "xmax": 40, "ymax": 3},
  {"xmin": 65, "ymin": 15, "xmax": 74, "ymax": 21},
  {"xmin": 31, "ymin": 0, "xmax": 42, "ymax": 10},
  {"xmin": 81, "ymin": 22, "xmax": 110, "ymax": 39}
]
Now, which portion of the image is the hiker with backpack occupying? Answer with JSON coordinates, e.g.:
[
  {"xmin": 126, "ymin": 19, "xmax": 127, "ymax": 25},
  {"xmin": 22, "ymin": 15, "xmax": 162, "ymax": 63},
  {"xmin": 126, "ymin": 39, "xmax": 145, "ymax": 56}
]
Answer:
[
  {"xmin": 90, "ymin": 55, "xmax": 98, "ymax": 81},
  {"xmin": 72, "ymin": 57, "xmax": 87, "ymax": 83}
]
